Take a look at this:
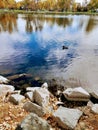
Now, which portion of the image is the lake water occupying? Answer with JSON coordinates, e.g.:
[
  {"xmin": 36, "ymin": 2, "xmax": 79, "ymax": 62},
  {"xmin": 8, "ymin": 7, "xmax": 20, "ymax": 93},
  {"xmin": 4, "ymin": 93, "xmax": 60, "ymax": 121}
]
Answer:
[{"xmin": 0, "ymin": 13, "xmax": 98, "ymax": 92}]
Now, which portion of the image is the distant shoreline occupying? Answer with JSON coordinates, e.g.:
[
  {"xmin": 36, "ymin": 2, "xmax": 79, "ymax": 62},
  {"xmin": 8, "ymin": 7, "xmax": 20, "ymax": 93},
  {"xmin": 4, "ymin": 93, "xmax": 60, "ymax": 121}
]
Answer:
[{"xmin": 0, "ymin": 9, "xmax": 98, "ymax": 15}]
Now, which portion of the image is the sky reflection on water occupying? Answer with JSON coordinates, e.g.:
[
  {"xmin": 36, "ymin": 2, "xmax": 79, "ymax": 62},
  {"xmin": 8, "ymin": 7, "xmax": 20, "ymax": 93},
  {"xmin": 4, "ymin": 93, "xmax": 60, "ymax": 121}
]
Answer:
[{"xmin": 0, "ymin": 14, "xmax": 98, "ymax": 92}]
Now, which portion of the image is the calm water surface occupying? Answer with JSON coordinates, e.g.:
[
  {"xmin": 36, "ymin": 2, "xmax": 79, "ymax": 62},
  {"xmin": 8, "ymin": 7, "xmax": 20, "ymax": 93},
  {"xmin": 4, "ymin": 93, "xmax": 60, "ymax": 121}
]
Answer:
[{"xmin": 0, "ymin": 13, "xmax": 98, "ymax": 91}]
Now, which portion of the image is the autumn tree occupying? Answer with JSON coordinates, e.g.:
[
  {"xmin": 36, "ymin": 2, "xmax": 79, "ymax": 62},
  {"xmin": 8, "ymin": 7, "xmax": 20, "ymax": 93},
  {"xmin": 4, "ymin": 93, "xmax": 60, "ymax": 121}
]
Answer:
[
  {"xmin": 46, "ymin": 0, "xmax": 56, "ymax": 11},
  {"xmin": 57, "ymin": 0, "xmax": 72, "ymax": 11},
  {"xmin": 37, "ymin": 1, "xmax": 43, "ymax": 10},
  {"xmin": 0, "ymin": 0, "xmax": 16, "ymax": 9},
  {"xmin": 71, "ymin": 1, "xmax": 77, "ymax": 12},
  {"xmin": 7, "ymin": 0, "xmax": 16, "ymax": 9},
  {"xmin": 65, "ymin": 0, "xmax": 72, "ymax": 11},
  {"xmin": 0, "ymin": 0, "xmax": 6, "ymax": 8},
  {"xmin": 28, "ymin": 0, "xmax": 38, "ymax": 11},
  {"xmin": 18, "ymin": 0, "xmax": 38, "ymax": 10},
  {"xmin": 16, "ymin": 1, "xmax": 23, "ymax": 9},
  {"xmin": 22, "ymin": 0, "xmax": 31, "ymax": 9},
  {"xmin": 88, "ymin": 0, "xmax": 98, "ymax": 10}
]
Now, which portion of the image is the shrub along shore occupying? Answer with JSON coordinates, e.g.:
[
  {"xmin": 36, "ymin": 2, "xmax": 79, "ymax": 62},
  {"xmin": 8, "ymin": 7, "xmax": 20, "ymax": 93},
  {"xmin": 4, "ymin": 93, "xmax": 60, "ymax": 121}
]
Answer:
[{"xmin": 0, "ymin": 9, "xmax": 98, "ymax": 15}]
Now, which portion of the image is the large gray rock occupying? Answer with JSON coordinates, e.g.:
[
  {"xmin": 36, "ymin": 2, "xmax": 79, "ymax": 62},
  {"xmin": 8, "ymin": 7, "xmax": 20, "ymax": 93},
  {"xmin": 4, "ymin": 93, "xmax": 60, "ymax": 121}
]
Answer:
[
  {"xmin": 9, "ymin": 94, "xmax": 25, "ymax": 105},
  {"xmin": 33, "ymin": 88, "xmax": 50, "ymax": 107},
  {"xmin": 0, "ymin": 84, "xmax": 14, "ymax": 95},
  {"xmin": 63, "ymin": 87, "xmax": 90, "ymax": 101},
  {"xmin": 0, "ymin": 75, "xmax": 9, "ymax": 84},
  {"xmin": 15, "ymin": 113, "xmax": 50, "ymax": 130},
  {"xmin": 53, "ymin": 106, "xmax": 83, "ymax": 129},
  {"xmin": 23, "ymin": 101, "xmax": 45, "ymax": 117}
]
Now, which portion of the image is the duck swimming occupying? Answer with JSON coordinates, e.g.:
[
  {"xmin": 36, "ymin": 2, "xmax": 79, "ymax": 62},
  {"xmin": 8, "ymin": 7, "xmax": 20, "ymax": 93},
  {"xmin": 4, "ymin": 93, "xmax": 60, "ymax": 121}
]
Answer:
[{"xmin": 62, "ymin": 45, "xmax": 68, "ymax": 50}]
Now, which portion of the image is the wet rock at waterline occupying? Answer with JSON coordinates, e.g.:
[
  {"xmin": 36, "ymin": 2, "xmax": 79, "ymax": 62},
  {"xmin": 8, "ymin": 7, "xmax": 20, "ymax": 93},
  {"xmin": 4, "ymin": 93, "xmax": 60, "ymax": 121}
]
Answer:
[
  {"xmin": 63, "ymin": 87, "xmax": 90, "ymax": 102},
  {"xmin": 7, "ymin": 73, "xmax": 32, "ymax": 81},
  {"xmin": 0, "ymin": 75, "xmax": 9, "ymax": 84},
  {"xmin": 48, "ymin": 79, "xmax": 65, "ymax": 96},
  {"xmin": 8, "ymin": 73, "xmax": 44, "ymax": 90},
  {"xmin": 15, "ymin": 113, "xmax": 51, "ymax": 130}
]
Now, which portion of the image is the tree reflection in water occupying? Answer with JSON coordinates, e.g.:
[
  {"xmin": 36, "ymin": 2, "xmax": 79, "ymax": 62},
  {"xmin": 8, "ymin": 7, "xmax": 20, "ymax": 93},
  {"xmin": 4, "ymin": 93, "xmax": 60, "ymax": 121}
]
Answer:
[
  {"xmin": 0, "ymin": 14, "xmax": 97, "ymax": 34},
  {"xmin": 0, "ymin": 13, "xmax": 18, "ymax": 33}
]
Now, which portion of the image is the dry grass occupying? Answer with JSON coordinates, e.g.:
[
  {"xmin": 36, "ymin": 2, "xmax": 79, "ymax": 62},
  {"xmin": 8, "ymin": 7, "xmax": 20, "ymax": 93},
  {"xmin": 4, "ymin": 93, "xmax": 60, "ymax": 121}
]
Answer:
[{"xmin": 0, "ymin": 95, "xmax": 29, "ymax": 130}]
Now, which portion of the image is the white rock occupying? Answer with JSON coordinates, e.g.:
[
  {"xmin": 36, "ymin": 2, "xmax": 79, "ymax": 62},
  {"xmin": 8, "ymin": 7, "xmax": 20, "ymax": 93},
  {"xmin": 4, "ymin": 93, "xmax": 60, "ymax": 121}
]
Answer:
[
  {"xmin": 26, "ymin": 87, "xmax": 40, "ymax": 92},
  {"xmin": 16, "ymin": 113, "xmax": 50, "ymax": 130},
  {"xmin": 55, "ymin": 101, "xmax": 64, "ymax": 106},
  {"xmin": 53, "ymin": 106, "xmax": 83, "ymax": 129},
  {"xmin": 25, "ymin": 92, "xmax": 34, "ymax": 101},
  {"xmin": 63, "ymin": 87, "xmax": 90, "ymax": 101},
  {"xmin": 9, "ymin": 94, "xmax": 25, "ymax": 105},
  {"xmin": 13, "ymin": 90, "xmax": 21, "ymax": 94},
  {"xmin": 91, "ymin": 104, "xmax": 98, "ymax": 114},
  {"xmin": 23, "ymin": 101, "xmax": 45, "ymax": 117},
  {"xmin": 33, "ymin": 88, "xmax": 50, "ymax": 107},
  {"xmin": 41, "ymin": 82, "xmax": 48, "ymax": 89},
  {"xmin": 0, "ymin": 84, "xmax": 14, "ymax": 95},
  {"xmin": 90, "ymin": 91, "xmax": 98, "ymax": 99},
  {"xmin": 0, "ymin": 75, "xmax": 9, "ymax": 84},
  {"xmin": 87, "ymin": 101, "xmax": 94, "ymax": 107},
  {"xmin": 56, "ymin": 90, "xmax": 62, "ymax": 96}
]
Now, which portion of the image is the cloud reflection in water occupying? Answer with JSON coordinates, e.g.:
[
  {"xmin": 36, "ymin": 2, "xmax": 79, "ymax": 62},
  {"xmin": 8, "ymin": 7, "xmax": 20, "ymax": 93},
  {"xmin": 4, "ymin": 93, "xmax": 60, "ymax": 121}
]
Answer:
[{"xmin": 0, "ymin": 14, "xmax": 98, "ymax": 92}]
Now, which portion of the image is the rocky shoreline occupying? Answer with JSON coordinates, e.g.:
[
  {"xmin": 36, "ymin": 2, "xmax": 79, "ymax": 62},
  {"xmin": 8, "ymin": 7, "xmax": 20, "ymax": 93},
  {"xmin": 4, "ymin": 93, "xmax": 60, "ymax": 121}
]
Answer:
[{"xmin": 0, "ymin": 74, "xmax": 98, "ymax": 130}]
